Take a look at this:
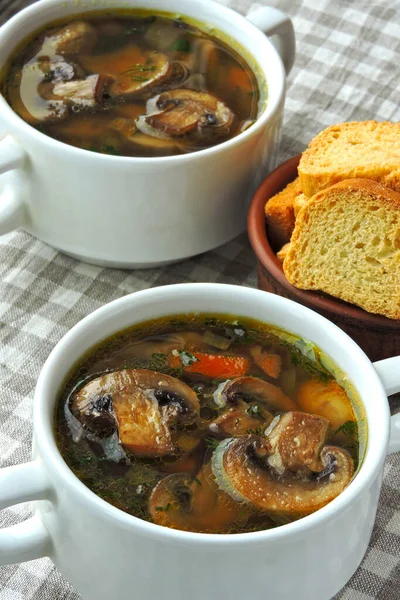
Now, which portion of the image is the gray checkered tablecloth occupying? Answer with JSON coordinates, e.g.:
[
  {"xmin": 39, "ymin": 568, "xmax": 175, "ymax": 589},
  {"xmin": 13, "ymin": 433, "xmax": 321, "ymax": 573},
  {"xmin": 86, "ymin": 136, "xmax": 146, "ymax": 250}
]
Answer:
[{"xmin": 0, "ymin": 0, "xmax": 399, "ymax": 598}]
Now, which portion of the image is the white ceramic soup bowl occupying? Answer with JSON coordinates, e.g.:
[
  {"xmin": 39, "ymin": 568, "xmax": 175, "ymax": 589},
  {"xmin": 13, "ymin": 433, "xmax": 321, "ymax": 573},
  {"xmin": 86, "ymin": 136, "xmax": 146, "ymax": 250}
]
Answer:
[
  {"xmin": 0, "ymin": 283, "xmax": 399, "ymax": 600},
  {"xmin": 0, "ymin": 0, "xmax": 295, "ymax": 268}
]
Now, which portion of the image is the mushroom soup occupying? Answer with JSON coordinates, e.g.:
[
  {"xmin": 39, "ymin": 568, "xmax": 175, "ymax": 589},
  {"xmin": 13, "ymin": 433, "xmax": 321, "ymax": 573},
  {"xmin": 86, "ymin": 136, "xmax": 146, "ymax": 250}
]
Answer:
[
  {"xmin": 55, "ymin": 314, "xmax": 366, "ymax": 534},
  {"xmin": 1, "ymin": 12, "xmax": 261, "ymax": 157}
]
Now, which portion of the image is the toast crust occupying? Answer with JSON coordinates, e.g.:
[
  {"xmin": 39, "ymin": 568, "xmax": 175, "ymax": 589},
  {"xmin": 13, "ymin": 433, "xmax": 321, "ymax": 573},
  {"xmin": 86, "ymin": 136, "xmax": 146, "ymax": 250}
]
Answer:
[
  {"xmin": 299, "ymin": 121, "xmax": 400, "ymax": 197},
  {"xmin": 264, "ymin": 177, "xmax": 301, "ymax": 248},
  {"xmin": 283, "ymin": 178, "xmax": 400, "ymax": 319}
]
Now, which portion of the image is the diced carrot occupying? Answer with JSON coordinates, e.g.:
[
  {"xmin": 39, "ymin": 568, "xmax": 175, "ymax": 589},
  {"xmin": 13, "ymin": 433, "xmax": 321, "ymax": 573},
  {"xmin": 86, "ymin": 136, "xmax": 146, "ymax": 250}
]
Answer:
[
  {"xmin": 170, "ymin": 352, "xmax": 249, "ymax": 379},
  {"xmin": 250, "ymin": 345, "xmax": 281, "ymax": 379},
  {"xmin": 227, "ymin": 66, "xmax": 252, "ymax": 93}
]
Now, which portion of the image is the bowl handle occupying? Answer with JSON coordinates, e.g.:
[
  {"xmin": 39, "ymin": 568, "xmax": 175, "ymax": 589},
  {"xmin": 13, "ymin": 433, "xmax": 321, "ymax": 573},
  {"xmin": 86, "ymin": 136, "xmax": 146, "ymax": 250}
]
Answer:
[
  {"xmin": 0, "ymin": 461, "xmax": 52, "ymax": 565},
  {"xmin": 373, "ymin": 357, "xmax": 400, "ymax": 454},
  {"xmin": 0, "ymin": 135, "xmax": 26, "ymax": 235},
  {"xmin": 246, "ymin": 6, "xmax": 296, "ymax": 75}
]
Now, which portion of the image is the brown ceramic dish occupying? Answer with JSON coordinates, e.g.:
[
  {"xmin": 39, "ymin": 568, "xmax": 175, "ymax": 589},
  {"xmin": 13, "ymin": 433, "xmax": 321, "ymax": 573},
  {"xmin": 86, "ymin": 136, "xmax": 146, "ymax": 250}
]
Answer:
[{"xmin": 248, "ymin": 154, "xmax": 400, "ymax": 362}]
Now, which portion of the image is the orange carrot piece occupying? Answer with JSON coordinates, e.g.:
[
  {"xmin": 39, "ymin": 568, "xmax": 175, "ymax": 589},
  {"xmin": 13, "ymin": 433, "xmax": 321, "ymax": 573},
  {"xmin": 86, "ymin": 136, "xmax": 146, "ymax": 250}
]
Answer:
[
  {"xmin": 250, "ymin": 345, "xmax": 282, "ymax": 379},
  {"xmin": 170, "ymin": 352, "xmax": 249, "ymax": 379},
  {"xmin": 227, "ymin": 66, "xmax": 252, "ymax": 93}
]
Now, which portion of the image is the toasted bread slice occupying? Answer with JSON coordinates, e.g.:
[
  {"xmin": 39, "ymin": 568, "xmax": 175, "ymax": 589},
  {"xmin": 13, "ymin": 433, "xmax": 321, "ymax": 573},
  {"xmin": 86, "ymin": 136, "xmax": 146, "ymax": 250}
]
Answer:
[
  {"xmin": 299, "ymin": 121, "xmax": 400, "ymax": 197},
  {"xmin": 283, "ymin": 178, "xmax": 400, "ymax": 319},
  {"xmin": 276, "ymin": 242, "xmax": 291, "ymax": 263},
  {"xmin": 265, "ymin": 177, "xmax": 301, "ymax": 248},
  {"xmin": 293, "ymin": 192, "xmax": 308, "ymax": 217}
]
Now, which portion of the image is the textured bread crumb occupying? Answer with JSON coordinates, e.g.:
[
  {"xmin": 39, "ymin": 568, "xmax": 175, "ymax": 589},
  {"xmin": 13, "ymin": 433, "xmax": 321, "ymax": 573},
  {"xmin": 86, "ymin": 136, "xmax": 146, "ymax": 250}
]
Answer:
[
  {"xmin": 293, "ymin": 192, "xmax": 308, "ymax": 217},
  {"xmin": 277, "ymin": 242, "xmax": 291, "ymax": 263},
  {"xmin": 299, "ymin": 121, "xmax": 400, "ymax": 197},
  {"xmin": 265, "ymin": 178, "xmax": 301, "ymax": 248},
  {"xmin": 283, "ymin": 178, "xmax": 400, "ymax": 319}
]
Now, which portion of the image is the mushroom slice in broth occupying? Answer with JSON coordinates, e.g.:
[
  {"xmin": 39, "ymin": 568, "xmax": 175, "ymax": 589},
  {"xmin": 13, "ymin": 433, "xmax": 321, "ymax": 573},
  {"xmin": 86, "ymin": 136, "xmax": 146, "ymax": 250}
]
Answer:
[
  {"xmin": 209, "ymin": 399, "xmax": 273, "ymax": 437},
  {"xmin": 110, "ymin": 52, "xmax": 170, "ymax": 98},
  {"xmin": 44, "ymin": 74, "xmax": 113, "ymax": 108},
  {"xmin": 149, "ymin": 463, "xmax": 248, "ymax": 533},
  {"xmin": 212, "ymin": 411, "xmax": 354, "ymax": 515},
  {"xmin": 213, "ymin": 376, "xmax": 296, "ymax": 412},
  {"xmin": 71, "ymin": 369, "xmax": 200, "ymax": 456},
  {"xmin": 37, "ymin": 57, "xmax": 85, "ymax": 82},
  {"xmin": 263, "ymin": 411, "xmax": 329, "ymax": 475},
  {"xmin": 136, "ymin": 89, "xmax": 234, "ymax": 138},
  {"xmin": 46, "ymin": 21, "xmax": 98, "ymax": 56}
]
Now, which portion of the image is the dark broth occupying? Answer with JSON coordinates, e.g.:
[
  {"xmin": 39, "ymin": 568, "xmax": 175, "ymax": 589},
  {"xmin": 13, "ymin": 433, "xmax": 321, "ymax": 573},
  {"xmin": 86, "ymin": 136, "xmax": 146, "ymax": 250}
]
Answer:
[
  {"xmin": 1, "ymin": 12, "xmax": 261, "ymax": 157},
  {"xmin": 55, "ymin": 314, "xmax": 366, "ymax": 534}
]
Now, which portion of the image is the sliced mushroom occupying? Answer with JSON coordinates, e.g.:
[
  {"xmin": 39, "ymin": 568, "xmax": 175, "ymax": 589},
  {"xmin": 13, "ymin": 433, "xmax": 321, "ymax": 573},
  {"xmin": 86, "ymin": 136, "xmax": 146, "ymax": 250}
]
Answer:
[
  {"xmin": 212, "ymin": 376, "xmax": 296, "ymax": 412},
  {"xmin": 9, "ymin": 62, "xmax": 68, "ymax": 125},
  {"xmin": 212, "ymin": 413, "xmax": 354, "ymax": 515},
  {"xmin": 162, "ymin": 61, "xmax": 189, "ymax": 89},
  {"xmin": 296, "ymin": 379, "xmax": 355, "ymax": 432},
  {"xmin": 209, "ymin": 399, "xmax": 273, "ymax": 437},
  {"xmin": 128, "ymin": 132, "xmax": 180, "ymax": 152},
  {"xmin": 149, "ymin": 463, "xmax": 248, "ymax": 532},
  {"xmin": 37, "ymin": 58, "xmax": 85, "ymax": 82},
  {"xmin": 136, "ymin": 89, "xmax": 234, "ymax": 138},
  {"xmin": 257, "ymin": 412, "xmax": 329, "ymax": 475},
  {"xmin": 94, "ymin": 334, "xmax": 186, "ymax": 369},
  {"xmin": 43, "ymin": 74, "xmax": 113, "ymax": 108},
  {"xmin": 79, "ymin": 45, "xmax": 172, "ymax": 98},
  {"xmin": 45, "ymin": 21, "xmax": 98, "ymax": 55},
  {"xmin": 111, "ymin": 52, "xmax": 170, "ymax": 98},
  {"xmin": 71, "ymin": 369, "xmax": 200, "ymax": 456}
]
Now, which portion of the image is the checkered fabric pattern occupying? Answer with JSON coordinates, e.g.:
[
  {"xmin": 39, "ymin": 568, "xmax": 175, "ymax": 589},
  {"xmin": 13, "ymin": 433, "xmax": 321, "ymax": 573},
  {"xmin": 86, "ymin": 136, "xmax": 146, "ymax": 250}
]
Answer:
[{"xmin": 0, "ymin": 0, "xmax": 399, "ymax": 598}]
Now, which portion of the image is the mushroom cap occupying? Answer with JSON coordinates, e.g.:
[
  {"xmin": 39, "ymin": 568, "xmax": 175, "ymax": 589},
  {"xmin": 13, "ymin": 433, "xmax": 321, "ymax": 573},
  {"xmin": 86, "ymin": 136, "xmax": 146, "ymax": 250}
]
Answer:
[
  {"xmin": 48, "ymin": 21, "xmax": 98, "ymax": 55},
  {"xmin": 79, "ymin": 44, "xmax": 173, "ymax": 98},
  {"xmin": 136, "ymin": 89, "xmax": 234, "ymax": 138},
  {"xmin": 209, "ymin": 399, "xmax": 273, "ymax": 437},
  {"xmin": 213, "ymin": 376, "xmax": 297, "ymax": 412},
  {"xmin": 263, "ymin": 411, "xmax": 329, "ymax": 474},
  {"xmin": 212, "ymin": 416, "xmax": 354, "ymax": 515},
  {"xmin": 149, "ymin": 464, "xmax": 247, "ymax": 532},
  {"xmin": 71, "ymin": 369, "xmax": 200, "ymax": 456},
  {"xmin": 49, "ymin": 74, "xmax": 112, "ymax": 107}
]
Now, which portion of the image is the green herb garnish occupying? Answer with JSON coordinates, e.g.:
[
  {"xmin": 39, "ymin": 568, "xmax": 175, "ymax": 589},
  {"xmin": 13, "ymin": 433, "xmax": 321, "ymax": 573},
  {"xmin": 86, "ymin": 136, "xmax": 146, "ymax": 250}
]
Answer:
[
  {"xmin": 193, "ymin": 477, "xmax": 202, "ymax": 486},
  {"xmin": 169, "ymin": 39, "xmax": 192, "ymax": 52},
  {"xmin": 204, "ymin": 437, "xmax": 220, "ymax": 449},
  {"xmin": 177, "ymin": 350, "xmax": 198, "ymax": 367},
  {"xmin": 283, "ymin": 340, "xmax": 331, "ymax": 384},
  {"xmin": 247, "ymin": 427, "xmax": 264, "ymax": 436},
  {"xmin": 103, "ymin": 144, "xmax": 120, "ymax": 155},
  {"xmin": 150, "ymin": 353, "xmax": 169, "ymax": 369},
  {"xmin": 334, "ymin": 420, "xmax": 358, "ymax": 437},
  {"xmin": 88, "ymin": 144, "xmax": 121, "ymax": 156},
  {"xmin": 123, "ymin": 64, "xmax": 157, "ymax": 74},
  {"xmin": 246, "ymin": 404, "xmax": 260, "ymax": 416}
]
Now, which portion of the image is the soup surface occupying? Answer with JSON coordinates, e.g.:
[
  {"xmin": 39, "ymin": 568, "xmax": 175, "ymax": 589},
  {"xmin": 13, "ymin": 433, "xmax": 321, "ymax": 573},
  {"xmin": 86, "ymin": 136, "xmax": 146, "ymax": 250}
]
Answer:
[
  {"xmin": 2, "ymin": 12, "xmax": 260, "ymax": 157},
  {"xmin": 56, "ymin": 314, "xmax": 365, "ymax": 534}
]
